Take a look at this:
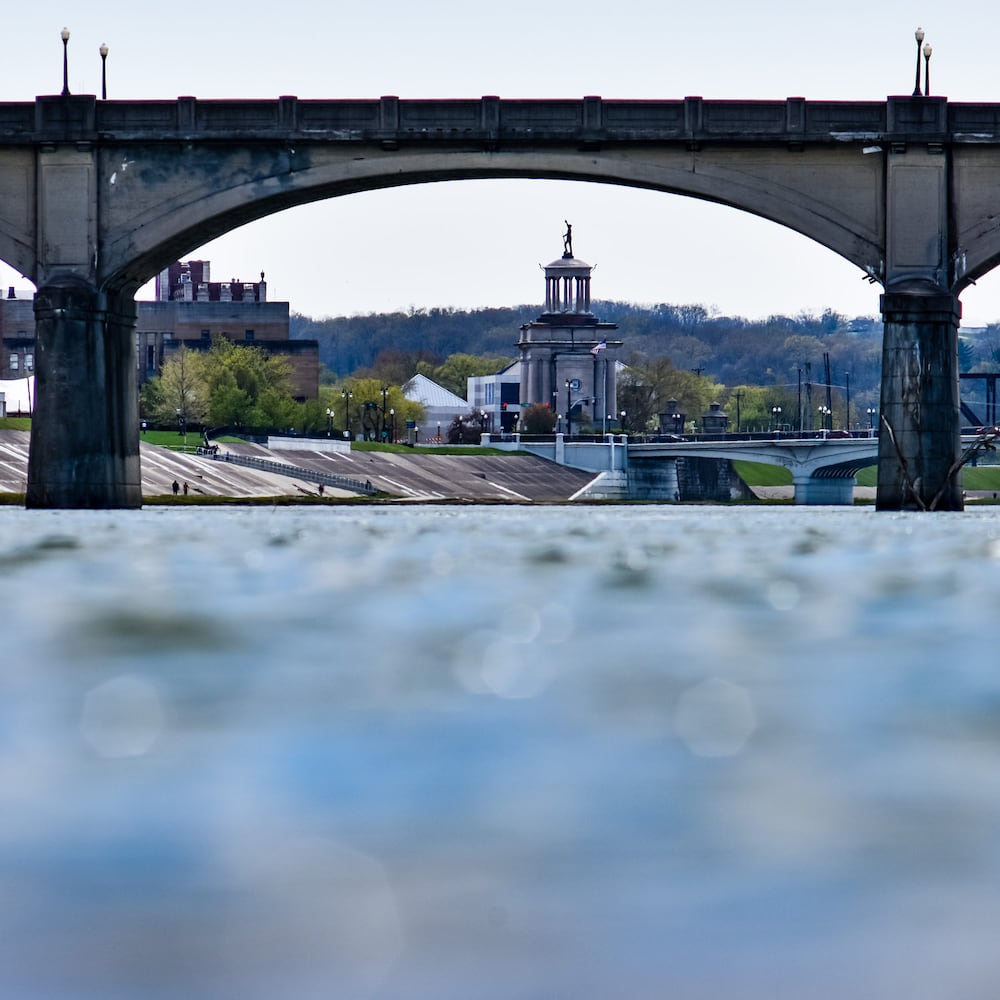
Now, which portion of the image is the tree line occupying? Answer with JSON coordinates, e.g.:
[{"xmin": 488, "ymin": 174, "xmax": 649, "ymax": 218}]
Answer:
[
  {"xmin": 293, "ymin": 301, "xmax": 888, "ymax": 433},
  {"xmin": 147, "ymin": 301, "xmax": 1000, "ymax": 438}
]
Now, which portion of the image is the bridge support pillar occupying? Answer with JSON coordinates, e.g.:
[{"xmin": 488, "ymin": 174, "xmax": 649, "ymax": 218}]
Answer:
[
  {"xmin": 628, "ymin": 458, "xmax": 679, "ymax": 500},
  {"xmin": 792, "ymin": 475, "xmax": 856, "ymax": 505},
  {"xmin": 877, "ymin": 289, "xmax": 962, "ymax": 511},
  {"xmin": 26, "ymin": 282, "xmax": 141, "ymax": 509}
]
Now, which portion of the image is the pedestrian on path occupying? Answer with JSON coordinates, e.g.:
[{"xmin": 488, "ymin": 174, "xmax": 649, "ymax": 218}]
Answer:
[{"xmin": 172, "ymin": 480, "xmax": 179, "ymax": 496}]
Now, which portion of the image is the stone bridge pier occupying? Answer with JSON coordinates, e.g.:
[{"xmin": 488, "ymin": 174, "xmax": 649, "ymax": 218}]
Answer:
[
  {"xmin": 877, "ymin": 288, "xmax": 962, "ymax": 511},
  {"xmin": 26, "ymin": 282, "xmax": 141, "ymax": 508},
  {"xmin": 791, "ymin": 473, "xmax": 856, "ymax": 506}
]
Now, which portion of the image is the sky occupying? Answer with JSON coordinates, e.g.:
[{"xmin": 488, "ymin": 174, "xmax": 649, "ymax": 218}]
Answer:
[{"xmin": 6, "ymin": 1, "xmax": 1000, "ymax": 326}]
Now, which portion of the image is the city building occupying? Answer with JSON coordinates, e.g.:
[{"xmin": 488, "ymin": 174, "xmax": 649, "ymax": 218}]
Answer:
[
  {"xmin": 0, "ymin": 262, "xmax": 320, "ymax": 401},
  {"xmin": 139, "ymin": 262, "xmax": 319, "ymax": 401},
  {"xmin": 402, "ymin": 373, "xmax": 469, "ymax": 441},
  {"xmin": 0, "ymin": 287, "xmax": 36, "ymax": 381},
  {"xmin": 515, "ymin": 233, "xmax": 622, "ymax": 433},
  {"xmin": 466, "ymin": 361, "xmax": 521, "ymax": 433}
]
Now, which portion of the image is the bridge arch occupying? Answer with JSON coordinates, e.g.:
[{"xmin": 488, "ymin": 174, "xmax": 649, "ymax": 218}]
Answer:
[{"xmin": 99, "ymin": 145, "xmax": 886, "ymax": 296}]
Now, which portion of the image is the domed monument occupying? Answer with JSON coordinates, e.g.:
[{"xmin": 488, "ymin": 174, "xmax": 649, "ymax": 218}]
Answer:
[{"xmin": 517, "ymin": 224, "xmax": 622, "ymax": 434}]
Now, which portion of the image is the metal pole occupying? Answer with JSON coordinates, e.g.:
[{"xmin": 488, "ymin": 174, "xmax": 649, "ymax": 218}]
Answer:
[{"xmin": 60, "ymin": 28, "xmax": 71, "ymax": 97}]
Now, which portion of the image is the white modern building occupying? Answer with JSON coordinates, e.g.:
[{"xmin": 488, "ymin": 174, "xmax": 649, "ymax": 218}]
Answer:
[{"xmin": 402, "ymin": 373, "xmax": 469, "ymax": 442}]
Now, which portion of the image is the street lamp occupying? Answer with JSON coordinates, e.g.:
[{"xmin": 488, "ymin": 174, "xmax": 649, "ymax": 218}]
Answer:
[
  {"xmin": 620, "ymin": 409, "xmax": 627, "ymax": 433},
  {"xmin": 99, "ymin": 42, "xmax": 108, "ymax": 100},
  {"xmin": 60, "ymin": 27, "xmax": 71, "ymax": 96},
  {"xmin": 867, "ymin": 406, "xmax": 877, "ymax": 435},
  {"xmin": 380, "ymin": 386, "xmax": 389, "ymax": 440},
  {"xmin": 912, "ymin": 27, "xmax": 925, "ymax": 96},
  {"xmin": 341, "ymin": 389, "xmax": 353, "ymax": 439},
  {"xmin": 671, "ymin": 410, "xmax": 683, "ymax": 434},
  {"xmin": 390, "ymin": 408, "xmax": 396, "ymax": 443},
  {"xmin": 325, "ymin": 407, "xmax": 334, "ymax": 437},
  {"xmin": 771, "ymin": 405, "xmax": 782, "ymax": 432},
  {"xmin": 923, "ymin": 43, "xmax": 933, "ymax": 97},
  {"xmin": 818, "ymin": 405, "xmax": 831, "ymax": 432},
  {"xmin": 564, "ymin": 379, "xmax": 572, "ymax": 438}
]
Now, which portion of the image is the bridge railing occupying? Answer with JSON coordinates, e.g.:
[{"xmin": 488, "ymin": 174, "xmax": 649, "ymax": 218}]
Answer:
[
  {"xmin": 11, "ymin": 94, "xmax": 999, "ymax": 147},
  {"xmin": 200, "ymin": 449, "xmax": 377, "ymax": 495}
]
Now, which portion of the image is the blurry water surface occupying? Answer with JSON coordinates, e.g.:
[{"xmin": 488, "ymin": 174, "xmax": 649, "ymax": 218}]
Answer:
[{"xmin": 3, "ymin": 504, "xmax": 1000, "ymax": 999}]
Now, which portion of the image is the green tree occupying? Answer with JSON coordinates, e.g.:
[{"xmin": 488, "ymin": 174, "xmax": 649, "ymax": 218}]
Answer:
[
  {"xmin": 618, "ymin": 356, "xmax": 725, "ymax": 432},
  {"xmin": 521, "ymin": 402, "xmax": 556, "ymax": 434},
  {"xmin": 199, "ymin": 339, "xmax": 294, "ymax": 428},
  {"xmin": 140, "ymin": 345, "xmax": 209, "ymax": 427},
  {"xmin": 340, "ymin": 377, "xmax": 425, "ymax": 441}
]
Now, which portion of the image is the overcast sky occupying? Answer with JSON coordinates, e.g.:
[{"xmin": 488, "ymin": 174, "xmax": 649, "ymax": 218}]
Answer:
[{"xmin": 6, "ymin": 2, "xmax": 1000, "ymax": 326}]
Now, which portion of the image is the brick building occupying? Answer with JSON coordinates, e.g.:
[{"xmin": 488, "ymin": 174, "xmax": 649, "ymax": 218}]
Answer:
[
  {"xmin": 138, "ymin": 261, "xmax": 319, "ymax": 401},
  {"xmin": 1, "ymin": 261, "xmax": 320, "ymax": 401}
]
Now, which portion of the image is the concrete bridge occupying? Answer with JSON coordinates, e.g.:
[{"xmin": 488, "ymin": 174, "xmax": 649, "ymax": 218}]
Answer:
[
  {"xmin": 1, "ymin": 92, "xmax": 996, "ymax": 508},
  {"xmin": 489, "ymin": 433, "xmax": 880, "ymax": 504}
]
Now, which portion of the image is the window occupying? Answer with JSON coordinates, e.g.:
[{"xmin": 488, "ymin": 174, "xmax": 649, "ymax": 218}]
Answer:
[
  {"xmin": 24, "ymin": 354, "xmax": 33, "ymax": 371},
  {"xmin": 9, "ymin": 354, "xmax": 18, "ymax": 371}
]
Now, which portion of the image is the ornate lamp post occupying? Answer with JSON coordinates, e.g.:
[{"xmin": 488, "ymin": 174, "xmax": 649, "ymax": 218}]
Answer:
[
  {"xmin": 867, "ymin": 406, "xmax": 877, "ymax": 435},
  {"xmin": 341, "ymin": 389, "xmax": 353, "ymax": 439},
  {"xmin": 771, "ymin": 405, "xmax": 782, "ymax": 432},
  {"xmin": 912, "ymin": 27, "xmax": 925, "ymax": 96},
  {"xmin": 671, "ymin": 410, "xmax": 683, "ymax": 434},
  {"xmin": 99, "ymin": 42, "xmax": 108, "ymax": 100},
  {"xmin": 564, "ymin": 379, "xmax": 572, "ymax": 438},
  {"xmin": 60, "ymin": 27, "xmax": 71, "ymax": 96},
  {"xmin": 390, "ymin": 408, "xmax": 396, "ymax": 443},
  {"xmin": 818, "ymin": 405, "xmax": 831, "ymax": 432},
  {"xmin": 620, "ymin": 409, "xmax": 627, "ymax": 433},
  {"xmin": 325, "ymin": 407, "xmax": 334, "ymax": 437},
  {"xmin": 923, "ymin": 43, "xmax": 933, "ymax": 97}
]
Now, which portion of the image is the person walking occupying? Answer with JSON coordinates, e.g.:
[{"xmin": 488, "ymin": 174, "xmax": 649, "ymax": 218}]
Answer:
[{"xmin": 172, "ymin": 480, "xmax": 179, "ymax": 496}]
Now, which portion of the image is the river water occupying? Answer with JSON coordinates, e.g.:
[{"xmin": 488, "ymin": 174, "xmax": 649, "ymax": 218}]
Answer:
[{"xmin": 3, "ymin": 503, "xmax": 1000, "ymax": 999}]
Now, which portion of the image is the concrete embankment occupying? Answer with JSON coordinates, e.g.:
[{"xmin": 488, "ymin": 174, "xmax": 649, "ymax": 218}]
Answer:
[{"xmin": 0, "ymin": 431, "xmax": 596, "ymax": 501}]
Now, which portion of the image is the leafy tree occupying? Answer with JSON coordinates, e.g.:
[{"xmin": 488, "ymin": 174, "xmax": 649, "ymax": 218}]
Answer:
[
  {"xmin": 447, "ymin": 412, "xmax": 486, "ymax": 444},
  {"xmin": 521, "ymin": 402, "xmax": 556, "ymax": 434},
  {"xmin": 619, "ymin": 355, "xmax": 725, "ymax": 432},
  {"xmin": 140, "ymin": 345, "xmax": 209, "ymax": 427},
  {"xmin": 198, "ymin": 339, "xmax": 294, "ymax": 428},
  {"xmin": 339, "ymin": 377, "xmax": 425, "ymax": 441}
]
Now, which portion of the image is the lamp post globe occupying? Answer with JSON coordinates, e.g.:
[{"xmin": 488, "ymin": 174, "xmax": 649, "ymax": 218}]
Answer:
[{"xmin": 913, "ymin": 27, "xmax": 925, "ymax": 96}]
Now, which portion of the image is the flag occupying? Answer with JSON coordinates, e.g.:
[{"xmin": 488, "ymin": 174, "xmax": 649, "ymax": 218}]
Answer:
[{"xmin": 590, "ymin": 339, "xmax": 607, "ymax": 355}]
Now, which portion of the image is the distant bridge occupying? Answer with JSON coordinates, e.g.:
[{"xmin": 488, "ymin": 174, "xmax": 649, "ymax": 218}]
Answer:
[{"xmin": 489, "ymin": 434, "xmax": 882, "ymax": 504}]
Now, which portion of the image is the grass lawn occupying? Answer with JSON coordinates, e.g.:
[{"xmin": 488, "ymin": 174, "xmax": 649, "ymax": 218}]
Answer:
[{"xmin": 0, "ymin": 417, "xmax": 31, "ymax": 431}]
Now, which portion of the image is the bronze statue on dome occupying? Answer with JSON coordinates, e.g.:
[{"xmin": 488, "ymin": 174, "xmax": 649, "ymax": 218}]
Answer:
[{"xmin": 563, "ymin": 221, "xmax": 573, "ymax": 257}]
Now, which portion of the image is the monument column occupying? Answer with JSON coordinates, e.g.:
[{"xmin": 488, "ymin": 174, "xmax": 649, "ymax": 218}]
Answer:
[
  {"xmin": 27, "ymin": 281, "xmax": 141, "ymax": 508},
  {"xmin": 876, "ymin": 287, "xmax": 962, "ymax": 510}
]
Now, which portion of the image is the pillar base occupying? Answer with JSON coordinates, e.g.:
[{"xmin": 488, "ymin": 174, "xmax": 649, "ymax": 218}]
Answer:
[
  {"xmin": 793, "ymin": 476, "xmax": 856, "ymax": 505},
  {"xmin": 876, "ymin": 287, "xmax": 962, "ymax": 512},
  {"xmin": 26, "ymin": 281, "xmax": 141, "ymax": 509}
]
